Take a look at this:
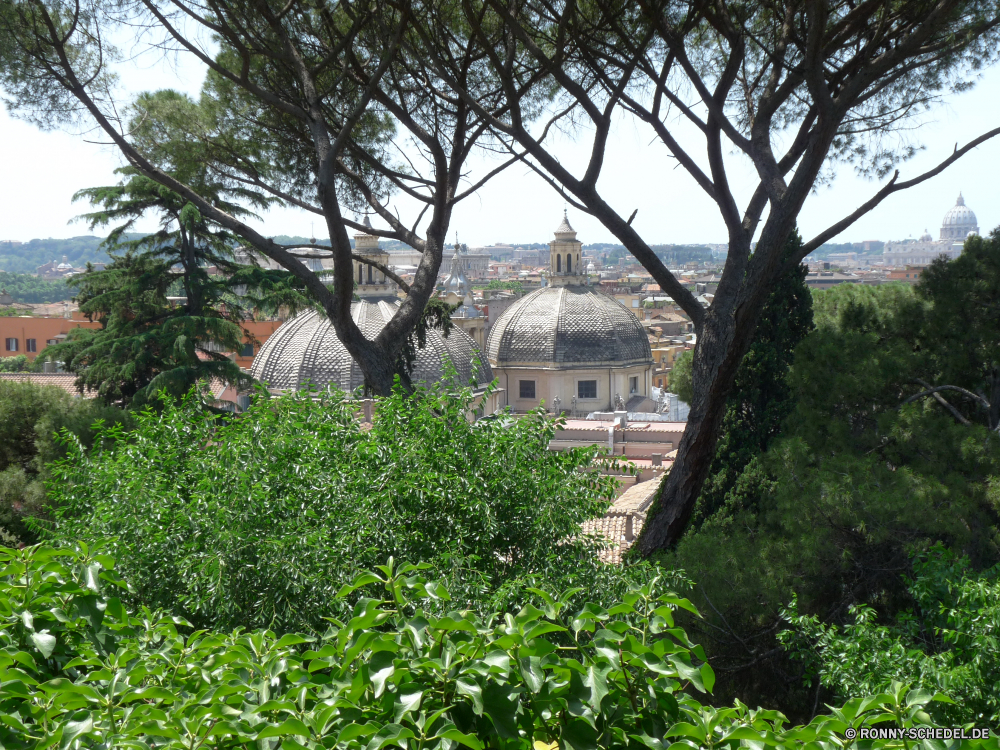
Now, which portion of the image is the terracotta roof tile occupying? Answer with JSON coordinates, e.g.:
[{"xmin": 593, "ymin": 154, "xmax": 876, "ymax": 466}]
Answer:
[
  {"xmin": 0, "ymin": 373, "xmax": 96, "ymax": 397},
  {"xmin": 581, "ymin": 510, "xmax": 645, "ymax": 564}
]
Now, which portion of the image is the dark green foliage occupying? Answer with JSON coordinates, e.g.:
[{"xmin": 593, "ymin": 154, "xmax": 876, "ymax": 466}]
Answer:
[
  {"xmin": 0, "ymin": 379, "xmax": 127, "ymax": 545},
  {"xmin": 666, "ymin": 348, "xmax": 693, "ymax": 404},
  {"xmin": 46, "ymin": 91, "xmax": 310, "ymax": 407},
  {"xmin": 0, "ymin": 544, "xmax": 983, "ymax": 750},
  {"xmin": 783, "ymin": 545, "xmax": 1000, "ymax": 724},
  {"xmin": 914, "ymin": 230, "xmax": 1000, "ymax": 428},
  {"xmin": 47, "ymin": 382, "xmax": 636, "ymax": 633},
  {"xmin": 665, "ymin": 276, "xmax": 1000, "ymax": 716},
  {"xmin": 485, "ymin": 279, "xmax": 525, "ymax": 296},
  {"xmin": 0, "ymin": 237, "xmax": 108, "ymax": 275},
  {"xmin": 0, "ymin": 271, "xmax": 77, "ymax": 303},
  {"xmin": 0, "ymin": 355, "xmax": 39, "ymax": 373}
]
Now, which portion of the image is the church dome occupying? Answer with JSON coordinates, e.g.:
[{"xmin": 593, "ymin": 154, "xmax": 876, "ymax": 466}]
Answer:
[
  {"xmin": 487, "ymin": 286, "xmax": 652, "ymax": 367},
  {"xmin": 940, "ymin": 193, "xmax": 978, "ymax": 240},
  {"xmin": 252, "ymin": 301, "xmax": 493, "ymax": 392}
]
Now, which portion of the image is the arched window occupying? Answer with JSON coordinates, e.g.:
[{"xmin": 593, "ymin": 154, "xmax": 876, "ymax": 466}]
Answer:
[
  {"xmin": 556, "ymin": 254, "xmax": 561, "ymax": 272},
  {"xmin": 566, "ymin": 255, "xmax": 572, "ymax": 272}
]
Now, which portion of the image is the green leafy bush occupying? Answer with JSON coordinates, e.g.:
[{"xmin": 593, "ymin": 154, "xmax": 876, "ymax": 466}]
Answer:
[
  {"xmin": 663, "ymin": 281, "xmax": 1000, "ymax": 714},
  {"xmin": 47, "ymin": 384, "xmax": 635, "ymax": 633},
  {"xmin": 0, "ymin": 380, "xmax": 128, "ymax": 545},
  {"xmin": 0, "ymin": 355, "xmax": 39, "ymax": 373},
  {"xmin": 782, "ymin": 545, "xmax": 1000, "ymax": 725},
  {"xmin": 0, "ymin": 271, "xmax": 77, "ymax": 304},
  {"xmin": 0, "ymin": 544, "xmax": 987, "ymax": 749}
]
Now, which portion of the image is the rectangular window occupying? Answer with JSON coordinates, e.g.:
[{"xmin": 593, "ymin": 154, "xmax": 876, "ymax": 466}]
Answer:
[
  {"xmin": 578, "ymin": 380, "xmax": 597, "ymax": 399},
  {"xmin": 240, "ymin": 343, "xmax": 254, "ymax": 357},
  {"xmin": 4, "ymin": 338, "xmax": 17, "ymax": 352},
  {"xmin": 519, "ymin": 380, "xmax": 536, "ymax": 399},
  {"xmin": 629, "ymin": 376, "xmax": 638, "ymax": 394},
  {"xmin": 26, "ymin": 339, "xmax": 37, "ymax": 353}
]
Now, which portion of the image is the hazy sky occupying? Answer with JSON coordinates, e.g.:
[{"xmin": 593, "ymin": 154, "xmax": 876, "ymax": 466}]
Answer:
[{"xmin": 2, "ymin": 39, "xmax": 998, "ymax": 248}]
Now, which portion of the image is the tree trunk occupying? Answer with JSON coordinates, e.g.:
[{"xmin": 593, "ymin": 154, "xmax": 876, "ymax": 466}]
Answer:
[
  {"xmin": 636, "ymin": 304, "xmax": 751, "ymax": 552},
  {"xmin": 636, "ymin": 229, "xmax": 791, "ymax": 553}
]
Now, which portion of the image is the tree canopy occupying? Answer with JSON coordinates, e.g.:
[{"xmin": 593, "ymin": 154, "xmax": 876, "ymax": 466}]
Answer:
[
  {"xmin": 402, "ymin": 0, "xmax": 1000, "ymax": 551},
  {"xmin": 45, "ymin": 146, "xmax": 308, "ymax": 407},
  {"xmin": 0, "ymin": 0, "xmax": 544, "ymax": 394},
  {"xmin": 666, "ymin": 267, "xmax": 1000, "ymax": 713},
  {"xmin": 46, "ymin": 382, "xmax": 634, "ymax": 633}
]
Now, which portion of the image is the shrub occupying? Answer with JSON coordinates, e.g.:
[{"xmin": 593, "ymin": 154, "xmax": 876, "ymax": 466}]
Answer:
[
  {"xmin": 0, "ymin": 544, "xmax": 984, "ymax": 749},
  {"xmin": 0, "ymin": 379, "xmax": 128, "ymax": 544},
  {"xmin": 47, "ymin": 383, "xmax": 640, "ymax": 633},
  {"xmin": 782, "ymin": 545, "xmax": 1000, "ymax": 725}
]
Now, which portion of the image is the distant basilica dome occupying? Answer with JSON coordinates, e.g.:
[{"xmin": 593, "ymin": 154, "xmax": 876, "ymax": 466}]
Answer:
[
  {"xmin": 940, "ymin": 193, "xmax": 979, "ymax": 240},
  {"xmin": 252, "ymin": 222, "xmax": 492, "ymax": 393}
]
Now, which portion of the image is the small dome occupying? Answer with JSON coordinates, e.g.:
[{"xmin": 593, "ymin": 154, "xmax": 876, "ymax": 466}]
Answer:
[
  {"xmin": 939, "ymin": 193, "xmax": 978, "ymax": 241},
  {"xmin": 252, "ymin": 301, "xmax": 492, "ymax": 392},
  {"xmin": 487, "ymin": 286, "xmax": 652, "ymax": 367}
]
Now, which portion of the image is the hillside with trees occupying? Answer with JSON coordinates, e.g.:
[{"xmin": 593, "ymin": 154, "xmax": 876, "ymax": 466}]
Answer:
[
  {"xmin": 0, "ymin": 271, "xmax": 76, "ymax": 303},
  {"xmin": 0, "ymin": 237, "xmax": 109, "ymax": 274}
]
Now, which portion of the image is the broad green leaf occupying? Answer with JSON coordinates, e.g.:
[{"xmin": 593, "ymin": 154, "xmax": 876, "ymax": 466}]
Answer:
[
  {"xmin": 482, "ymin": 682, "xmax": 519, "ymax": 739},
  {"xmin": 562, "ymin": 717, "xmax": 599, "ymax": 750},
  {"xmin": 369, "ymin": 651, "xmax": 395, "ymax": 698},
  {"xmin": 393, "ymin": 686, "xmax": 424, "ymax": 722},
  {"xmin": 255, "ymin": 718, "xmax": 312, "ymax": 739},
  {"xmin": 439, "ymin": 727, "xmax": 484, "ymax": 750},
  {"xmin": 584, "ymin": 664, "xmax": 610, "ymax": 711},
  {"xmin": 363, "ymin": 723, "xmax": 416, "ymax": 750},
  {"xmin": 31, "ymin": 632, "xmax": 57, "ymax": 659},
  {"xmin": 456, "ymin": 677, "xmax": 483, "ymax": 715}
]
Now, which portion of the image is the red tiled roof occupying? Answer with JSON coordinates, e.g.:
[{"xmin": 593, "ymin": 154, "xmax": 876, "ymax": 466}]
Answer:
[{"xmin": 0, "ymin": 373, "xmax": 96, "ymax": 397}]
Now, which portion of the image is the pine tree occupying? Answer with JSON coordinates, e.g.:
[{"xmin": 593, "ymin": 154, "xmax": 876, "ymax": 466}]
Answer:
[{"xmin": 47, "ymin": 166, "xmax": 308, "ymax": 408}]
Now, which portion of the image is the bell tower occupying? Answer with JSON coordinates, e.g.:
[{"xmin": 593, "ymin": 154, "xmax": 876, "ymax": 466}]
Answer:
[
  {"xmin": 352, "ymin": 216, "xmax": 395, "ymax": 297},
  {"xmin": 547, "ymin": 209, "xmax": 585, "ymax": 287}
]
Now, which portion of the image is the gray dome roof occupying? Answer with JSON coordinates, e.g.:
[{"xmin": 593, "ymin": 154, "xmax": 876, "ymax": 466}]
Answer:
[
  {"xmin": 252, "ymin": 300, "xmax": 492, "ymax": 392},
  {"xmin": 487, "ymin": 286, "xmax": 652, "ymax": 367},
  {"xmin": 942, "ymin": 194, "xmax": 977, "ymax": 227}
]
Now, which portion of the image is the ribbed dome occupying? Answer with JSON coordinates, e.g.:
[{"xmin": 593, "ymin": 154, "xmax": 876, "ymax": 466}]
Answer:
[
  {"xmin": 943, "ymin": 204, "xmax": 977, "ymax": 226},
  {"xmin": 487, "ymin": 286, "xmax": 652, "ymax": 367},
  {"xmin": 252, "ymin": 301, "xmax": 493, "ymax": 392}
]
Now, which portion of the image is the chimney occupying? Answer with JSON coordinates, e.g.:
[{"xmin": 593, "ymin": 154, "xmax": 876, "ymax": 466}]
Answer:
[{"xmin": 625, "ymin": 512, "xmax": 634, "ymax": 542}]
